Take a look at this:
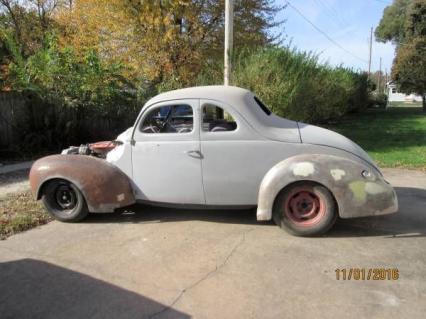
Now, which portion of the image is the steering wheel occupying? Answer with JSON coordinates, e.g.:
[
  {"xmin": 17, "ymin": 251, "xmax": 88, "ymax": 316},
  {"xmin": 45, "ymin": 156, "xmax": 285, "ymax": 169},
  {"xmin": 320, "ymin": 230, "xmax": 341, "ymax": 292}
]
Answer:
[
  {"xmin": 178, "ymin": 127, "xmax": 191, "ymax": 133},
  {"xmin": 141, "ymin": 125, "xmax": 160, "ymax": 133},
  {"xmin": 159, "ymin": 109, "xmax": 174, "ymax": 132},
  {"xmin": 211, "ymin": 126, "xmax": 227, "ymax": 132}
]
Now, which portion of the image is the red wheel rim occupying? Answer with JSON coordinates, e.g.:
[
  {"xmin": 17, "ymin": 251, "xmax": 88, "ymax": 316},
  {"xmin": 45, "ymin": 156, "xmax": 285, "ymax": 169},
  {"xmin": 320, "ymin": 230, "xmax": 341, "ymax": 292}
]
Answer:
[{"xmin": 284, "ymin": 187, "xmax": 326, "ymax": 227}]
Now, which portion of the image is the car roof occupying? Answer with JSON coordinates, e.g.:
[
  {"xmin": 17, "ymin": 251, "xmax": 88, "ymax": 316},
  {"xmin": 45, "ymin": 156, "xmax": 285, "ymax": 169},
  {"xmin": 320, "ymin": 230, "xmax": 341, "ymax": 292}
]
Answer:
[
  {"xmin": 145, "ymin": 85, "xmax": 252, "ymax": 107},
  {"xmin": 142, "ymin": 85, "xmax": 301, "ymax": 144}
]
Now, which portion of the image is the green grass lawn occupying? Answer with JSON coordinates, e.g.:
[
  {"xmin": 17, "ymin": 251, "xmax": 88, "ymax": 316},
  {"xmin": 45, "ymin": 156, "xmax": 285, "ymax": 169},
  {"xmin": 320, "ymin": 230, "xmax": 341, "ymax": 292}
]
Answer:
[{"xmin": 326, "ymin": 106, "xmax": 426, "ymax": 170}]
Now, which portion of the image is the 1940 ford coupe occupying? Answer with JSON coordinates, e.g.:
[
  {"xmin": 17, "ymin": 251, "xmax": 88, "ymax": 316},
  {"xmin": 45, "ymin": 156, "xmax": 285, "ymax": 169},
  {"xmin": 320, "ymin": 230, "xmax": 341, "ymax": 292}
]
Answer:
[{"xmin": 29, "ymin": 86, "xmax": 398, "ymax": 236}]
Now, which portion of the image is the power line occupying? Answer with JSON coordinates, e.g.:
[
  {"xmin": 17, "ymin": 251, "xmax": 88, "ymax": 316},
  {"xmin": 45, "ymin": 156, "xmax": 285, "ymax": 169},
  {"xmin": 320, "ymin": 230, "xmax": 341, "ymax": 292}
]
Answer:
[
  {"xmin": 285, "ymin": 1, "xmax": 369, "ymax": 64},
  {"xmin": 315, "ymin": 0, "xmax": 348, "ymax": 28},
  {"xmin": 313, "ymin": 0, "xmax": 358, "ymax": 39},
  {"xmin": 373, "ymin": 0, "xmax": 392, "ymax": 5},
  {"xmin": 316, "ymin": 0, "xmax": 359, "ymax": 40},
  {"xmin": 312, "ymin": 0, "xmax": 342, "ymax": 28}
]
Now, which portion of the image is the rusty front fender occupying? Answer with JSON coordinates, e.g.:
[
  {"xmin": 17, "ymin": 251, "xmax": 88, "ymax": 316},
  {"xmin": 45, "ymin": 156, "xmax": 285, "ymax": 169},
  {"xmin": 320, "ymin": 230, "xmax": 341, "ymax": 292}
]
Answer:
[{"xmin": 29, "ymin": 155, "xmax": 135, "ymax": 213}]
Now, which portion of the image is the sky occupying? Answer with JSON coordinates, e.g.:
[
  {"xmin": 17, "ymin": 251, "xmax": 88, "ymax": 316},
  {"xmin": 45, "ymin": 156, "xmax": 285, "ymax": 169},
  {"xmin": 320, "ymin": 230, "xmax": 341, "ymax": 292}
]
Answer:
[{"xmin": 273, "ymin": 0, "xmax": 396, "ymax": 73}]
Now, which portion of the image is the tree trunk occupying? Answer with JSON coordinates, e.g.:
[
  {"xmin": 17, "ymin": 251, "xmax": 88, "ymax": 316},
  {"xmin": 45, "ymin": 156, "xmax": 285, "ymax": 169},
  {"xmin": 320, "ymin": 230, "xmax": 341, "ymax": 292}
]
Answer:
[{"xmin": 423, "ymin": 94, "xmax": 426, "ymax": 112}]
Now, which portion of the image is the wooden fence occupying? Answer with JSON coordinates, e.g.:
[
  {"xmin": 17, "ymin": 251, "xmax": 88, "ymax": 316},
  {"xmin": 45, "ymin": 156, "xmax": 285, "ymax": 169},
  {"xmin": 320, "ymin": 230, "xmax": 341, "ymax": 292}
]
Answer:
[
  {"xmin": 0, "ymin": 92, "xmax": 27, "ymax": 147},
  {"xmin": 0, "ymin": 91, "xmax": 136, "ymax": 151}
]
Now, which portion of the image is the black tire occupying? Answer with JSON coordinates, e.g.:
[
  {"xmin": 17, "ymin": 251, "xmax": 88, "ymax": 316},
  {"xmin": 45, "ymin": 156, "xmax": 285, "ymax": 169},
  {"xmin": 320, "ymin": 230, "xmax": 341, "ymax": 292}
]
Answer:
[
  {"xmin": 41, "ymin": 179, "xmax": 89, "ymax": 222},
  {"xmin": 272, "ymin": 182, "xmax": 337, "ymax": 236}
]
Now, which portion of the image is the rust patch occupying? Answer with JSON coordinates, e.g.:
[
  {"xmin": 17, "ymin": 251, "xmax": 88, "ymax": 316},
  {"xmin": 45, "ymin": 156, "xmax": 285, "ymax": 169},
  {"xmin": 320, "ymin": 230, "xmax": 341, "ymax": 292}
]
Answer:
[
  {"xmin": 29, "ymin": 155, "xmax": 135, "ymax": 213},
  {"xmin": 257, "ymin": 154, "xmax": 398, "ymax": 221}
]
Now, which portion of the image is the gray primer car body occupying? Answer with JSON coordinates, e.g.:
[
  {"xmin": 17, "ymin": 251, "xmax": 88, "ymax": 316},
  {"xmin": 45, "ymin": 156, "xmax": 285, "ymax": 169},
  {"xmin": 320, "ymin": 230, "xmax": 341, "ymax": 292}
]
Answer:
[{"xmin": 101, "ymin": 85, "xmax": 397, "ymax": 220}]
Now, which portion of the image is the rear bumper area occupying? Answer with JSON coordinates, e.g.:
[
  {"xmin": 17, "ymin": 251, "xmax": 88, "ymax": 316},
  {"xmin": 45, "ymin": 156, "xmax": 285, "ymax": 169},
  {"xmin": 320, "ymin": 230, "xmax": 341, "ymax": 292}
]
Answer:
[{"xmin": 339, "ymin": 179, "xmax": 398, "ymax": 218}]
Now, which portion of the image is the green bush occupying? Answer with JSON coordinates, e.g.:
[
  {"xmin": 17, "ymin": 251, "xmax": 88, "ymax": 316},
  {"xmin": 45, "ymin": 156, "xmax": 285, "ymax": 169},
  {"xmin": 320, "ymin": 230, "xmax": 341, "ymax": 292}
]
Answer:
[
  {"xmin": 3, "ymin": 33, "xmax": 142, "ymax": 150},
  {"xmin": 196, "ymin": 46, "xmax": 370, "ymax": 123},
  {"xmin": 2, "ymin": 40, "xmax": 371, "ymax": 154},
  {"xmin": 369, "ymin": 92, "xmax": 388, "ymax": 108}
]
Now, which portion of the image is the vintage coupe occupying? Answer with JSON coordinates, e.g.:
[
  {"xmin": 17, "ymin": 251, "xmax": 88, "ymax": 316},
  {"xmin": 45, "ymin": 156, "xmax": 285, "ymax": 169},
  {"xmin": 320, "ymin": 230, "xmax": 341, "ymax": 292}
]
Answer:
[{"xmin": 30, "ymin": 86, "xmax": 398, "ymax": 236}]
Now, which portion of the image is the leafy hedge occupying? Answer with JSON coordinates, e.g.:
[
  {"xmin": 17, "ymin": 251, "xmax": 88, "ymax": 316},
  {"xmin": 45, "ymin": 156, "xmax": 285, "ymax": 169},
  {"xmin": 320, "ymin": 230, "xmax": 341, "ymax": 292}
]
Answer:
[
  {"xmin": 195, "ymin": 47, "xmax": 369, "ymax": 123},
  {"xmin": 2, "ymin": 34, "xmax": 142, "ymax": 151},
  {"xmin": 2, "ymin": 39, "xmax": 371, "ymax": 154}
]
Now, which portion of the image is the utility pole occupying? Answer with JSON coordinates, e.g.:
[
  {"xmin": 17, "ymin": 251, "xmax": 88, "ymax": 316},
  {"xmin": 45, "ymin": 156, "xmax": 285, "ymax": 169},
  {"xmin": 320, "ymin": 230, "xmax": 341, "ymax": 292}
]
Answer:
[
  {"xmin": 224, "ymin": 0, "xmax": 233, "ymax": 86},
  {"xmin": 377, "ymin": 57, "xmax": 382, "ymax": 93},
  {"xmin": 384, "ymin": 68, "xmax": 388, "ymax": 94},
  {"xmin": 368, "ymin": 27, "xmax": 373, "ymax": 78}
]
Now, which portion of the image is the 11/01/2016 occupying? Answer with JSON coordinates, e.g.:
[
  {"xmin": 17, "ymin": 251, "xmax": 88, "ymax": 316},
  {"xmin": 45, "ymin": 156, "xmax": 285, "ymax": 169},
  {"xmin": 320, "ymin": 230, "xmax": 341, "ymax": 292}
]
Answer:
[{"xmin": 335, "ymin": 268, "xmax": 399, "ymax": 280}]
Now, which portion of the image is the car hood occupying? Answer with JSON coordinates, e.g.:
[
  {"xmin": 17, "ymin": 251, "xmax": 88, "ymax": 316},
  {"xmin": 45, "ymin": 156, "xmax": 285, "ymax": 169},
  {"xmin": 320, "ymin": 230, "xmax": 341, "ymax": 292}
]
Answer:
[{"xmin": 298, "ymin": 122, "xmax": 377, "ymax": 168}]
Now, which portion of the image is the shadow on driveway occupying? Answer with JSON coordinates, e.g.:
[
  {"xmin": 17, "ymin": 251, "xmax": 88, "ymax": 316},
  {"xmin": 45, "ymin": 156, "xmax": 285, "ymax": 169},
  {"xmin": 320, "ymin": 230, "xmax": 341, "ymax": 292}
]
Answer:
[
  {"xmin": 82, "ymin": 187, "xmax": 426, "ymax": 238},
  {"xmin": 0, "ymin": 259, "xmax": 189, "ymax": 319}
]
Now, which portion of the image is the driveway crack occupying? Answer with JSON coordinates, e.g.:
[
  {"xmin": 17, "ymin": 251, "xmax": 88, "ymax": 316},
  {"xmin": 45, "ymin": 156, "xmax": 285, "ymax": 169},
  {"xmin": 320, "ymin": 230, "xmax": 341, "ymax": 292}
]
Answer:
[{"xmin": 147, "ymin": 228, "xmax": 254, "ymax": 319}]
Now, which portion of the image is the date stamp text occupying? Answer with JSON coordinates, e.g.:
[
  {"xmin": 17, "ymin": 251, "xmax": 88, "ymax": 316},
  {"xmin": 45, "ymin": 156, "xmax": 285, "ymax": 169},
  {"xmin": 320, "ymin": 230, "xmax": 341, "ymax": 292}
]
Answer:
[{"xmin": 335, "ymin": 268, "xmax": 399, "ymax": 280}]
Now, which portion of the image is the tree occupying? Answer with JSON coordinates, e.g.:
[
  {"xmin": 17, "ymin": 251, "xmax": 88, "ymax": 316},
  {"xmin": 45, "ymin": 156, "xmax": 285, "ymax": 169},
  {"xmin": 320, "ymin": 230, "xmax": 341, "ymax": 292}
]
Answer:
[
  {"xmin": 0, "ymin": 34, "xmax": 10, "ymax": 89},
  {"xmin": 0, "ymin": 0, "xmax": 69, "ymax": 56},
  {"xmin": 4, "ymin": 32, "xmax": 138, "ymax": 147},
  {"xmin": 0, "ymin": 1, "xmax": 48, "ymax": 88},
  {"xmin": 405, "ymin": 0, "xmax": 426, "ymax": 39},
  {"xmin": 55, "ymin": 0, "xmax": 282, "ymax": 84},
  {"xmin": 2, "ymin": 0, "xmax": 282, "ymax": 87},
  {"xmin": 376, "ymin": 0, "xmax": 426, "ymax": 111},
  {"xmin": 391, "ymin": 0, "xmax": 426, "ymax": 110},
  {"xmin": 375, "ymin": 0, "xmax": 412, "ymax": 44},
  {"xmin": 392, "ymin": 37, "xmax": 426, "ymax": 109}
]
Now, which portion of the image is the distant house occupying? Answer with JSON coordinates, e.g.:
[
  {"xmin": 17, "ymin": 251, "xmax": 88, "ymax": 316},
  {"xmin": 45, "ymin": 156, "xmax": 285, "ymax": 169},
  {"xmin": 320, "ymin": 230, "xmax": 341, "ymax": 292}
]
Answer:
[{"xmin": 387, "ymin": 81, "xmax": 422, "ymax": 102}]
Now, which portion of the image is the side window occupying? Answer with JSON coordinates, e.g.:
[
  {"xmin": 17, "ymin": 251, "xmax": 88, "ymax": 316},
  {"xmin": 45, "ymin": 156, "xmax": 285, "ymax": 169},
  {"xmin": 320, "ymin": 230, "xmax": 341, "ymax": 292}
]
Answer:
[
  {"xmin": 202, "ymin": 104, "xmax": 237, "ymax": 132},
  {"xmin": 140, "ymin": 104, "xmax": 193, "ymax": 134},
  {"xmin": 254, "ymin": 96, "xmax": 271, "ymax": 115}
]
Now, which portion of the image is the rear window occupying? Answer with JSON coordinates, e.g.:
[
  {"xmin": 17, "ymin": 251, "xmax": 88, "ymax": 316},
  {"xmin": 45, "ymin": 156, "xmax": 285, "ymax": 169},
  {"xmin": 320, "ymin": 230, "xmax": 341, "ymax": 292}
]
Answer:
[{"xmin": 254, "ymin": 96, "xmax": 271, "ymax": 115}]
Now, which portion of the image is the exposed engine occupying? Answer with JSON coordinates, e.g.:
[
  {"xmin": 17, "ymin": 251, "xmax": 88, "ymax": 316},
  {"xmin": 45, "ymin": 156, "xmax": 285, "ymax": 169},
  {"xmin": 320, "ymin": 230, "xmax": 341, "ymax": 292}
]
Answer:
[{"xmin": 61, "ymin": 140, "xmax": 122, "ymax": 158}]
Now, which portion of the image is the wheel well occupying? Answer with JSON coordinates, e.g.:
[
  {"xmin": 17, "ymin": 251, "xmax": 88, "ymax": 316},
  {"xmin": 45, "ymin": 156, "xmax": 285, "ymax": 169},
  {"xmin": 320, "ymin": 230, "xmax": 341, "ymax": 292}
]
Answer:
[
  {"xmin": 37, "ymin": 178, "xmax": 72, "ymax": 200},
  {"xmin": 274, "ymin": 180, "xmax": 339, "ymax": 214}
]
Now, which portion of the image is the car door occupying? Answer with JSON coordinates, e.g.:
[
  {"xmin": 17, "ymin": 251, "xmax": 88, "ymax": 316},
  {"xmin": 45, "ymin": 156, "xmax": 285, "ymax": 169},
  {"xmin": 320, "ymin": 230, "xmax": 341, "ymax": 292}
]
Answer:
[
  {"xmin": 132, "ymin": 99, "xmax": 205, "ymax": 204},
  {"xmin": 200, "ymin": 99, "xmax": 276, "ymax": 206}
]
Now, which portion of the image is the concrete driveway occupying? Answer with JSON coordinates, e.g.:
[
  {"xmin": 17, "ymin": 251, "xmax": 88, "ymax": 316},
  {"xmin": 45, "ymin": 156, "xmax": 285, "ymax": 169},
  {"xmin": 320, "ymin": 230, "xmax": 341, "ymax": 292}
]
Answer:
[{"xmin": 0, "ymin": 168, "xmax": 425, "ymax": 319}]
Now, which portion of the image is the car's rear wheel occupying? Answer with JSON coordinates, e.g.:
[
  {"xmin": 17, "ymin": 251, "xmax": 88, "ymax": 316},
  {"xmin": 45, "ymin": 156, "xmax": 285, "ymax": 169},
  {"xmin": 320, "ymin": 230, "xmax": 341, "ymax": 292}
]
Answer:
[
  {"xmin": 41, "ymin": 179, "xmax": 88, "ymax": 222},
  {"xmin": 272, "ymin": 182, "xmax": 337, "ymax": 236}
]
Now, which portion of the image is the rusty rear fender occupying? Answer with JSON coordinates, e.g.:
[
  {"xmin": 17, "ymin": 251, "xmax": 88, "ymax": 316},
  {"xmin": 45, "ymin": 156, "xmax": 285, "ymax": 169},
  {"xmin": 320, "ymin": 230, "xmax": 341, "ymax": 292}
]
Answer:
[
  {"xmin": 29, "ymin": 155, "xmax": 135, "ymax": 213},
  {"xmin": 256, "ymin": 154, "xmax": 398, "ymax": 221}
]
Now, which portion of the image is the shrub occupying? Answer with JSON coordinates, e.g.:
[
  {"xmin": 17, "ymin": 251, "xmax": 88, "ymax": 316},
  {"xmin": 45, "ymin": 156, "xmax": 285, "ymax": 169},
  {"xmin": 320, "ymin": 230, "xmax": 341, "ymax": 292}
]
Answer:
[
  {"xmin": 196, "ymin": 46, "xmax": 370, "ymax": 123},
  {"xmin": 2, "ymin": 41, "xmax": 371, "ymax": 155},
  {"xmin": 369, "ymin": 92, "xmax": 388, "ymax": 108},
  {"xmin": 4, "ymin": 33, "xmax": 142, "ymax": 150}
]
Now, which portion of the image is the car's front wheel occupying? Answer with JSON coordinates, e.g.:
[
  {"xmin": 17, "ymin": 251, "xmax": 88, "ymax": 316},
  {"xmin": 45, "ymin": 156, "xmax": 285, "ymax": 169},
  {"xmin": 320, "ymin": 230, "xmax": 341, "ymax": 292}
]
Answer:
[
  {"xmin": 273, "ymin": 182, "xmax": 337, "ymax": 236},
  {"xmin": 41, "ymin": 179, "xmax": 88, "ymax": 222}
]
